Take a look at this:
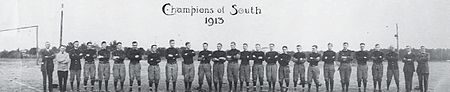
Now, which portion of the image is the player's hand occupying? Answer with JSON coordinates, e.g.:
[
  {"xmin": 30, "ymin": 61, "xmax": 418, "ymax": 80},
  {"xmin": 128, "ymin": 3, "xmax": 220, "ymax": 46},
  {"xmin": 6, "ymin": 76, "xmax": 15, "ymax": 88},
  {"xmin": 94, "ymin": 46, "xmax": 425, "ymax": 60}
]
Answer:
[
  {"xmin": 219, "ymin": 57, "xmax": 226, "ymax": 60},
  {"xmin": 227, "ymin": 56, "xmax": 232, "ymax": 58},
  {"xmin": 135, "ymin": 55, "xmax": 139, "ymax": 58},
  {"xmin": 168, "ymin": 54, "xmax": 173, "ymax": 57},
  {"xmin": 113, "ymin": 56, "xmax": 119, "ymax": 59}
]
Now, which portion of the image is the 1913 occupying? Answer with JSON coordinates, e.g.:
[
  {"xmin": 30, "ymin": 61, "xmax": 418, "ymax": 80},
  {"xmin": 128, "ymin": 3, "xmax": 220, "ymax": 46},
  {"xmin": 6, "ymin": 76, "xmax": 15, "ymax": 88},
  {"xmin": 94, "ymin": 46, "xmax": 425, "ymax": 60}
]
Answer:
[{"xmin": 205, "ymin": 17, "xmax": 224, "ymax": 26}]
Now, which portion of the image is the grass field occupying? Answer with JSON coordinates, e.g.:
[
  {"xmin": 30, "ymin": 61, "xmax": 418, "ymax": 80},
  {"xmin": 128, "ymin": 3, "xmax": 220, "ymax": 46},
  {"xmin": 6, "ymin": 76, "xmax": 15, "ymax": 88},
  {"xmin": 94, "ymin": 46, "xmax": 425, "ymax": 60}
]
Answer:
[{"xmin": 0, "ymin": 58, "xmax": 449, "ymax": 92}]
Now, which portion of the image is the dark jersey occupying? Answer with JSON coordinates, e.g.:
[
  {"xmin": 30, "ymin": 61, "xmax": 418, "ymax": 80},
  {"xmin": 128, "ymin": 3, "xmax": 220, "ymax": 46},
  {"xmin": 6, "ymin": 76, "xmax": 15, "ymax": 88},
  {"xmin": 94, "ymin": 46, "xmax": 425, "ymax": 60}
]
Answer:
[
  {"xmin": 386, "ymin": 51, "xmax": 399, "ymax": 70},
  {"xmin": 165, "ymin": 47, "xmax": 179, "ymax": 64},
  {"xmin": 83, "ymin": 49, "xmax": 97, "ymax": 63},
  {"xmin": 252, "ymin": 51, "xmax": 265, "ymax": 65},
  {"xmin": 182, "ymin": 49, "xmax": 196, "ymax": 64},
  {"xmin": 198, "ymin": 50, "xmax": 213, "ymax": 64},
  {"xmin": 402, "ymin": 52, "xmax": 415, "ymax": 72},
  {"xmin": 112, "ymin": 49, "xmax": 126, "ymax": 64},
  {"xmin": 265, "ymin": 51, "xmax": 279, "ymax": 64},
  {"xmin": 147, "ymin": 51, "xmax": 161, "ymax": 65},
  {"xmin": 308, "ymin": 52, "xmax": 321, "ymax": 66},
  {"xmin": 417, "ymin": 52, "xmax": 430, "ymax": 73},
  {"xmin": 212, "ymin": 50, "xmax": 227, "ymax": 64},
  {"xmin": 372, "ymin": 50, "xmax": 384, "ymax": 64},
  {"xmin": 226, "ymin": 49, "xmax": 240, "ymax": 63},
  {"xmin": 278, "ymin": 53, "xmax": 291, "ymax": 66},
  {"xmin": 293, "ymin": 52, "xmax": 306, "ymax": 64},
  {"xmin": 40, "ymin": 49, "xmax": 55, "ymax": 65},
  {"xmin": 322, "ymin": 50, "xmax": 336, "ymax": 64},
  {"xmin": 69, "ymin": 48, "xmax": 83, "ymax": 70},
  {"xmin": 98, "ymin": 48, "xmax": 110, "ymax": 63},
  {"xmin": 355, "ymin": 51, "xmax": 370, "ymax": 65},
  {"xmin": 127, "ymin": 48, "xmax": 143, "ymax": 64},
  {"xmin": 338, "ymin": 50, "xmax": 353, "ymax": 63},
  {"xmin": 240, "ymin": 50, "xmax": 252, "ymax": 65}
]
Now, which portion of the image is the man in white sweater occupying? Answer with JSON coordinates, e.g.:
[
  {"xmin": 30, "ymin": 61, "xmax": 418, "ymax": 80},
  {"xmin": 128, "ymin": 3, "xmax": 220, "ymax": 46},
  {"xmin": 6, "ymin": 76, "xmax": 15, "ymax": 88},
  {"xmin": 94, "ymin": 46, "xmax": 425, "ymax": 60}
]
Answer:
[{"xmin": 55, "ymin": 45, "xmax": 70, "ymax": 92}]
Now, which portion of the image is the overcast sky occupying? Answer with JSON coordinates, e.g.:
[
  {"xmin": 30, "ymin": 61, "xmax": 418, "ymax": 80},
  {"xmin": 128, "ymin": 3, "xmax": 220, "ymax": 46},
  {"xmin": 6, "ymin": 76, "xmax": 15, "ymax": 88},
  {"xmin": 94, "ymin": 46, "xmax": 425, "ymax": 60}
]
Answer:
[{"xmin": 1, "ymin": 0, "xmax": 449, "ymax": 51}]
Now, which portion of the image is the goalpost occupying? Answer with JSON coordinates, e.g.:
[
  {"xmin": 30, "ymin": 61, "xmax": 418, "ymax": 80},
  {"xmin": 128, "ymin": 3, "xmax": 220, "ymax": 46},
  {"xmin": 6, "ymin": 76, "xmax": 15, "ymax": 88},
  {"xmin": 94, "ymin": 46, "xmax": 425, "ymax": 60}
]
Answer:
[{"xmin": 0, "ymin": 25, "xmax": 39, "ymax": 64}]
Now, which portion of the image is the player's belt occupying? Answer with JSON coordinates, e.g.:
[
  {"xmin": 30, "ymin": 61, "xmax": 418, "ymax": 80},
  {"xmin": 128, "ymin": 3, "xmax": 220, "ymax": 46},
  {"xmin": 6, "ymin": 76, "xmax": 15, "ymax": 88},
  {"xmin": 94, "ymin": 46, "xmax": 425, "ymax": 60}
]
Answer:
[
  {"xmin": 114, "ymin": 62, "xmax": 124, "ymax": 64},
  {"xmin": 149, "ymin": 63, "xmax": 159, "ymax": 66},
  {"xmin": 85, "ymin": 61, "xmax": 95, "ymax": 64},
  {"xmin": 309, "ymin": 65, "xmax": 318, "ymax": 67},
  {"xmin": 100, "ymin": 60, "xmax": 109, "ymax": 64}
]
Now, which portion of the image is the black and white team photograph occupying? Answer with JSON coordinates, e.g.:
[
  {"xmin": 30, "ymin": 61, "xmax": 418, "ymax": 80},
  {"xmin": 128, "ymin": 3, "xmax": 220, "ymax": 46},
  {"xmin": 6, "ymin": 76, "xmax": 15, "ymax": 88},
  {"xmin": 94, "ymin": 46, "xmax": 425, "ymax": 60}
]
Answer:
[{"xmin": 1, "ymin": 0, "xmax": 449, "ymax": 92}]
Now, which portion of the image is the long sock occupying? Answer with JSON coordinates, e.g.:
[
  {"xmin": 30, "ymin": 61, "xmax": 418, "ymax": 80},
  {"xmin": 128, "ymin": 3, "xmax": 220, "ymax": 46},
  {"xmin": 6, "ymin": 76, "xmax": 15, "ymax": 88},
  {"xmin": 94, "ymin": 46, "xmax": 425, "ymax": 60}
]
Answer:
[
  {"xmin": 71, "ymin": 82, "xmax": 74, "ymax": 90},
  {"xmin": 286, "ymin": 80, "xmax": 289, "ymax": 87},
  {"xmin": 363, "ymin": 81, "xmax": 367, "ymax": 90},
  {"xmin": 325, "ymin": 81, "xmax": 329, "ymax": 90},
  {"xmin": 330, "ymin": 80, "xmax": 334, "ymax": 91},
  {"xmin": 199, "ymin": 83, "xmax": 203, "ymax": 89},
  {"xmin": 149, "ymin": 82, "xmax": 153, "ymax": 90},
  {"xmin": 173, "ymin": 82, "xmax": 176, "ymax": 90},
  {"xmin": 268, "ymin": 82, "xmax": 272, "ymax": 90},
  {"xmin": 260, "ymin": 81, "xmax": 264, "ymax": 86},
  {"xmin": 234, "ymin": 82, "xmax": 238, "ymax": 90},
  {"xmin": 240, "ymin": 82, "xmax": 244, "ymax": 89},
  {"xmin": 105, "ymin": 81, "xmax": 109, "ymax": 91},
  {"xmin": 316, "ymin": 84, "xmax": 320, "ymax": 92},
  {"xmin": 166, "ymin": 82, "xmax": 169, "ymax": 90},
  {"xmin": 294, "ymin": 81, "xmax": 298, "ymax": 87},
  {"xmin": 396, "ymin": 81, "xmax": 399, "ymax": 90},
  {"xmin": 272, "ymin": 82, "xmax": 276, "ymax": 90},
  {"xmin": 308, "ymin": 84, "xmax": 311, "ymax": 91},
  {"xmin": 91, "ymin": 80, "xmax": 95, "ymax": 90},
  {"xmin": 279, "ymin": 82, "xmax": 283, "ymax": 89},
  {"xmin": 246, "ymin": 82, "xmax": 249, "ymax": 87},
  {"xmin": 190, "ymin": 82, "xmax": 193, "ymax": 90},
  {"xmin": 374, "ymin": 80, "xmax": 377, "ymax": 90},
  {"xmin": 155, "ymin": 83, "xmax": 159, "ymax": 91},
  {"xmin": 186, "ymin": 82, "xmax": 190, "ymax": 90},
  {"xmin": 378, "ymin": 81, "xmax": 382, "ymax": 90},
  {"xmin": 114, "ymin": 81, "xmax": 118, "ymax": 90},
  {"xmin": 99, "ymin": 80, "xmax": 103, "ymax": 90},
  {"xmin": 345, "ymin": 82, "xmax": 349, "ymax": 91},
  {"xmin": 229, "ymin": 81, "xmax": 232, "ymax": 90},
  {"xmin": 358, "ymin": 80, "xmax": 361, "ymax": 87},
  {"xmin": 84, "ymin": 80, "xmax": 88, "ymax": 87},
  {"xmin": 341, "ymin": 83, "xmax": 345, "ymax": 91},
  {"xmin": 137, "ymin": 80, "xmax": 141, "ymax": 87},
  {"xmin": 214, "ymin": 82, "xmax": 217, "ymax": 90},
  {"xmin": 253, "ymin": 81, "xmax": 257, "ymax": 87},
  {"xmin": 185, "ymin": 82, "xmax": 188, "ymax": 90},
  {"xmin": 91, "ymin": 80, "xmax": 95, "ymax": 86},
  {"xmin": 208, "ymin": 82, "xmax": 212, "ymax": 90},
  {"xmin": 219, "ymin": 83, "xmax": 223, "ymax": 91},
  {"xmin": 120, "ymin": 81, "xmax": 124, "ymax": 90},
  {"xmin": 130, "ymin": 80, "xmax": 134, "ymax": 87}
]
